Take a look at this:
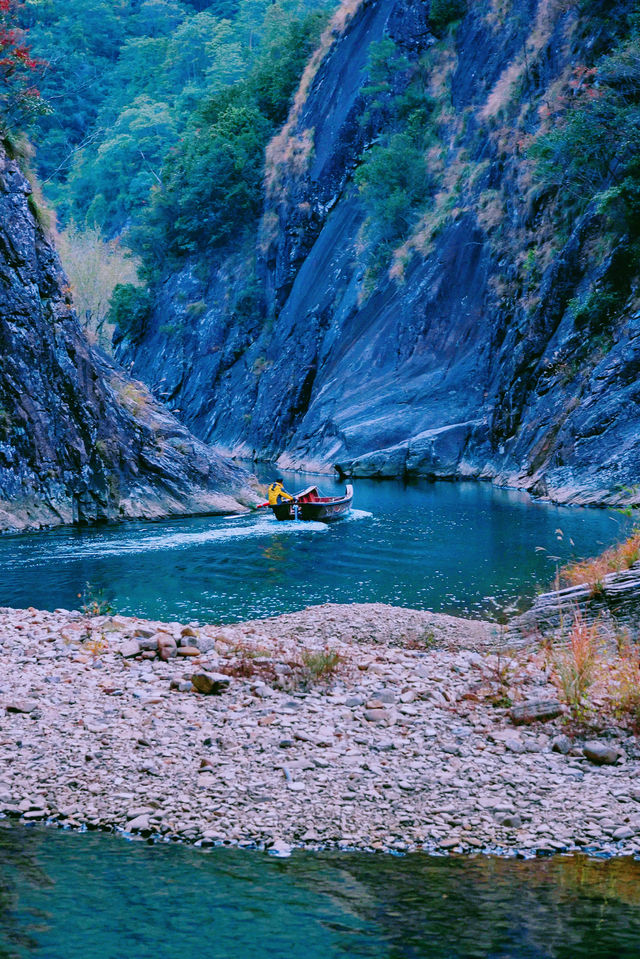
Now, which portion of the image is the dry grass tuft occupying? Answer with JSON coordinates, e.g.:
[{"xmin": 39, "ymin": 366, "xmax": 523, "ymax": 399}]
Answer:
[
  {"xmin": 561, "ymin": 531, "xmax": 640, "ymax": 592},
  {"xmin": 257, "ymin": 210, "xmax": 280, "ymax": 255},
  {"xmin": 610, "ymin": 642, "xmax": 640, "ymax": 731},
  {"xmin": 113, "ymin": 379, "xmax": 152, "ymax": 417},
  {"xmin": 476, "ymin": 189, "xmax": 505, "ymax": 232},
  {"xmin": 300, "ymin": 647, "xmax": 342, "ymax": 683},
  {"xmin": 264, "ymin": 0, "xmax": 363, "ymax": 200},
  {"xmin": 552, "ymin": 611, "xmax": 600, "ymax": 712},
  {"xmin": 539, "ymin": 610, "xmax": 640, "ymax": 730},
  {"xmin": 481, "ymin": 0, "xmax": 574, "ymax": 121}
]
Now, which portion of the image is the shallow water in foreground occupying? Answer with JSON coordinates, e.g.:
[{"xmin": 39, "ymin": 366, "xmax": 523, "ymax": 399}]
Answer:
[
  {"xmin": 1, "ymin": 826, "xmax": 640, "ymax": 958},
  {"xmin": 0, "ymin": 474, "xmax": 631, "ymax": 622}
]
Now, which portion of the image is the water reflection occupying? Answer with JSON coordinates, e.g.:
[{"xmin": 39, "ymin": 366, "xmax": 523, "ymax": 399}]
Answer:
[
  {"xmin": 0, "ymin": 825, "xmax": 53, "ymax": 957},
  {"xmin": 1, "ymin": 828, "xmax": 640, "ymax": 958},
  {"xmin": 321, "ymin": 854, "xmax": 640, "ymax": 958}
]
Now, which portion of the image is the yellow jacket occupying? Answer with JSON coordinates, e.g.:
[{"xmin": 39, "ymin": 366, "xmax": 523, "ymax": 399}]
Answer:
[{"xmin": 268, "ymin": 482, "xmax": 294, "ymax": 505}]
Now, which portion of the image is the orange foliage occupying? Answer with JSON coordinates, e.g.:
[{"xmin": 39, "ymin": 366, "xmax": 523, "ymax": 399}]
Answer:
[{"xmin": 561, "ymin": 531, "xmax": 640, "ymax": 590}]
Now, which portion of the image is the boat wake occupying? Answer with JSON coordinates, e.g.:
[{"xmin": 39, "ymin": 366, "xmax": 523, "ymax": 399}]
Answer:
[
  {"xmin": 345, "ymin": 509, "xmax": 373, "ymax": 522},
  {"xmin": 11, "ymin": 515, "xmax": 329, "ymax": 564}
]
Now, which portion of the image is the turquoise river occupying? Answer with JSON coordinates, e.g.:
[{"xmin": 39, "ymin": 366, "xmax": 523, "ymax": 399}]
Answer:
[
  {"xmin": 1, "ymin": 826, "xmax": 640, "ymax": 958},
  {"xmin": 0, "ymin": 473, "xmax": 632, "ymax": 622},
  {"xmin": 1, "ymin": 475, "xmax": 639, "ymax": 957}
]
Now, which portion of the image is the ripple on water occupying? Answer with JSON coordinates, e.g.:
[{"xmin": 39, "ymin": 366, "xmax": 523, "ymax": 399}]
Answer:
[
  {"xmin": 0, "ymin": 474, "xmax": 632, "ymax": 622},
  {"xmin": 6, "ymin": 514, "xmax": 330, "ymax": 564}
]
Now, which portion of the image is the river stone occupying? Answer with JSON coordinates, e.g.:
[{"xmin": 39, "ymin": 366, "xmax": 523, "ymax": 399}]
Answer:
[
  {"xmin": 126, "ymin": 813, "xmax": 150, "ymax": 832},
  {"xmin": 551, "ymin": 734, "xmax": 571, "ymax": 754},
  {"xmin": 6, "ymin": 699, "xmax": 39, "ymax": 714},
  {"xmin": 120, "ymin": 639, "xmax": 140, "ymax": 658},
  {"xmin": 364, "ymin": 708, "xmax": 389, "ymax": 723},
  {"xmin": 138, "ymin": 635, "xmax": 159, "ymax": 652},
  {"xmin": 269, "ymin": 839, "xmax": 293, "ymax": 858},
  {"xmin": 498, "ymin": 814, "xmax": 522, "ymax": 829},
  {"xmin": 157, "ymin": 634, "xmax": 177, "ymax": 661},
  {"xmin": 195, "ymin": 634, "xmax": 217, "ymax": 653},
  {"xmin": 439, "ymin": 837, "xmax": 461, "ymax": 849},
  {"xmin": 612, "ymin": 826, "xmax": 636, "ymax": 841},
  {"xmin": 374, "ymin": 690, "xmax": 396, "ymax": 704},
  {"xmin": 177, "ymin": 646, "xmax": 200, "ymax": 657},
  {"xmin": 510, "ymin": 699, "xmax": 564, "ymax": 725},
  {"xmin": 583, "ymin": 742, "xmax": 621, "ymax": 765},
  {"xmin": 191, "ymin": 672, "xmax": 231, "ymax": 695},
  {"xmin": 126, "ymin": 806, "xmax": 155, "ymax": 820}
]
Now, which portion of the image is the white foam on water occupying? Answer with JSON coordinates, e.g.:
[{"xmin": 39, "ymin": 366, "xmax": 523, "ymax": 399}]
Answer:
[
  {"xmin": 345, "ymin": 509, "xmax": 373, "ymax": 522},
  {"xmin": 16, "ymin": 515, "xmax": 329, "ymax": 563}
]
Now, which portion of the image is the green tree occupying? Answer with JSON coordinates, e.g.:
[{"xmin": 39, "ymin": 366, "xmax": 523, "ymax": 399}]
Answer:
[
  {"xmin": 107, "ymin": 283, "xmax": 152, "ymax": 341},
  {"xmin": 355, "ymin": 133, "xmax": 432, "ymax": 246},
  {"xmin": 429, "ymin": 0, "xmax": 467, "ymax": 36},
  {"xmin": 68, "ymin": 96, "xmax": 176, "ymax": 233}
]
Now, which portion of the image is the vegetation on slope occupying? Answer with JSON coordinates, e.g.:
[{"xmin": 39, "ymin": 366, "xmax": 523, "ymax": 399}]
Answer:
[
  {"xmin": 13, "ymin": 0, "xmax": 330, "ymax": 337},
  {"xmin": 23, "ymin": 0, "xmax": 330, "ymax": 241},
  {"xmin": 352, "ymin": 0, "xmax": 640, "ymax": 338},
  {"xmin": 15, "ymin": 0, "xmax": 640, "ymax": 359},
  {"xmin": 129, "ymin": 7, "xmax": 328, "ymax": 276},
  {"xmin": 0, "ymin": 0, "xmax": 44, "ymax": 134}
]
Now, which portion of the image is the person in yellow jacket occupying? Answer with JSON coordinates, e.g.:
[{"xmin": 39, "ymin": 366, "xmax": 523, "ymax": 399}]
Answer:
[{"xmin": 268, "ymin": 478, "xmax": 295, "ymax": 506}]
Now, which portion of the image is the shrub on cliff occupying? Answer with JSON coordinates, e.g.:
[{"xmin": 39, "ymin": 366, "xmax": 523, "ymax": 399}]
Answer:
[
  {"xmin": 428, "ymin": 0, "xmax": 467, "ymax": 36},
  {"xmin": 0, "ymin": 0, "xmax": 44, "ymax": 133},
  {"xmin": 530, "ymin": 9, "xmax": 640, "ymax": 318},
  {"xmin": 355, "ymin": 133, "xmax": 432, "ymax": 248},
  {"xmin": 355, "ymin": 39, "xmax": 435, "ymax": 273},
  {"xmin": 107, "ymin": 283, "xmax": 151, "ymax": 342}
]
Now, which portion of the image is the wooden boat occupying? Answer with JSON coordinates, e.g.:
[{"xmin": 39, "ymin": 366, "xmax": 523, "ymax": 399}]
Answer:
[{"xmin": 271, "ymin": 484, "xmax": 353, "ymax": 522}]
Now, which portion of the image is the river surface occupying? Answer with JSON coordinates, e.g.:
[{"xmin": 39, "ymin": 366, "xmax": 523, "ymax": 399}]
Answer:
[
  {"xmin": 0, "ymin": 473, "xmax": 631, "ymax": 622},
  {"xmin": 0, "ymin": 474, "xmax": 632, "ymax": 623},
  {"xmin": 1, "ymin": 826, "xmax": 640, "ymax": 958}
]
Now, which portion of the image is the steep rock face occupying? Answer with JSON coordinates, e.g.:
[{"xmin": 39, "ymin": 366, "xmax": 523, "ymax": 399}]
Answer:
[
  {"xmin": 118, "ymin": 0, "xmax": 640, "ymax": 506},
  {"xmin": 0, "ymin": 143, "xmax": 251, "ymax": 532}
]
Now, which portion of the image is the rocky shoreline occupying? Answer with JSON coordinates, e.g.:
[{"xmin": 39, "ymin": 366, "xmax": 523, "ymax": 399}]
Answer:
[{"xmin": 1, "ymin": 603, "xmax": 639, "ymax": 859}]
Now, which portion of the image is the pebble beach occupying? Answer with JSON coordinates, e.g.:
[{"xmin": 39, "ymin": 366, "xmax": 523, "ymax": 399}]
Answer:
[{"xmin": 1, "ymin": 602, "xmax": 639, "ymax": 858}]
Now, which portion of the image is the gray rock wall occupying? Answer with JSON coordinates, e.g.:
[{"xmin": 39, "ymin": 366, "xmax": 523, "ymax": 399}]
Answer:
[
  {"xmin": 0, "ymin": 142, "xmax": 250, "ymax": 532},
  {"xmin": 117, "ymin": 0, "xmax": 640, "ymax": 506}
]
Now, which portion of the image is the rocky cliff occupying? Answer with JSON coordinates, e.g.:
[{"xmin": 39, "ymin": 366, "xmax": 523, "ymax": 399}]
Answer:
[
  {"xmin": 117, "ymin": 0, "xmax": 640, "ymax": 506},
  {"xmin": 0, "ymin": 142, "xmax": 251, "ymax": 532}
]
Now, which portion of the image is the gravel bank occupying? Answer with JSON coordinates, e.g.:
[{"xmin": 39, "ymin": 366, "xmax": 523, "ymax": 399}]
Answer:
[{"xmin": 1, "ymin": 603, "xmax": 639, "ymax": 857}]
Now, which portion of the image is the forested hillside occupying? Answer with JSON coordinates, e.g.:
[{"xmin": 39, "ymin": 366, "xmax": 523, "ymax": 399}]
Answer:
[
  {"xmin": 16, "ymin": 0, "xmax": 330, "ymax": 336},
  {"xmin": 24, "ymin": 0, "xmax": 329, "ymax": 232},
  {"xmin": 16, "ymin": 0, "xmax": 640, "ymax": 505}
]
